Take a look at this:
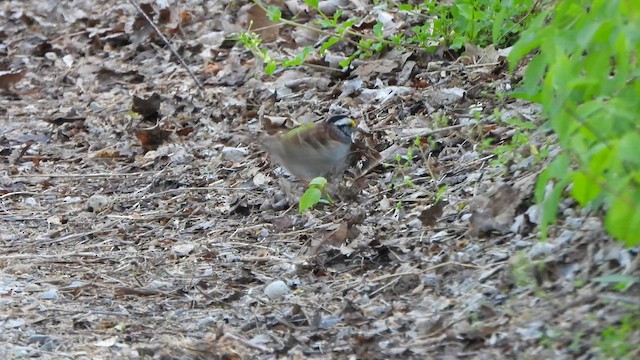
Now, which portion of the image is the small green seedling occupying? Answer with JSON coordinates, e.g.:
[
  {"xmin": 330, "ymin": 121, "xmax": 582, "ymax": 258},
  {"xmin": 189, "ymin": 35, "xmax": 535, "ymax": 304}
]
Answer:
[{"xmin": 298, "ymin": 177, "xmax": 333, "ymax": 213}]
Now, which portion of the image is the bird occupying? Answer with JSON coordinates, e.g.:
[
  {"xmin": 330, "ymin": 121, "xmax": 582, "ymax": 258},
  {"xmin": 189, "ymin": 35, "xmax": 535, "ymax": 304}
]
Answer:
[{"xmin": 262, "ymin": 115, "xmax": 357, "ymax": 182}]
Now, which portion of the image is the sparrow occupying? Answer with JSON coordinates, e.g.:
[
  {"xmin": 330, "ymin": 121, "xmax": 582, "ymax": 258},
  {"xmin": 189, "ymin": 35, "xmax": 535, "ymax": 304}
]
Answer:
[{"xmin": 262, "ymin": 115, "xmax": 357, "ymax": 182}]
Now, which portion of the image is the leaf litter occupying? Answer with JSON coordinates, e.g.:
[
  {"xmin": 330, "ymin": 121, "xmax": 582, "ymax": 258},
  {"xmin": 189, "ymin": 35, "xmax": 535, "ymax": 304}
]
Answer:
[{"xmin": 1, "ymin": 0, "xmax": 638, "ymax": 359}]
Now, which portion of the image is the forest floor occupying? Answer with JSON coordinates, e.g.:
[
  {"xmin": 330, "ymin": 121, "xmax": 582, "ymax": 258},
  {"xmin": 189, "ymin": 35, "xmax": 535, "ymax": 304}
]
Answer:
[{"xmin": 1, "ymin": 0, "xmax": 638, "ymax": 359}]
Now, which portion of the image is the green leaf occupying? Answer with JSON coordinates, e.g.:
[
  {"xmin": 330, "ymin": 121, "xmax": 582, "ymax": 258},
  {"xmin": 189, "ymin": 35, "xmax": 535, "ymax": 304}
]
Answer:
[
  {"xmin": 309, "ymin": 177, "xmax": 327, "ymax": 188},
  {"xmin": 605, "ymin": 189, "xmax": 640, "ymax": 246},
  {"xmin": 299, "ymin": 188, "xmax": 322, "ymax": 213},
  {"xmin": 435, "ymin": 185, "xmax": 448, "ymax": 203},
  {"xmin": 282, "ymin": 46, "xmax": 313, "ymax": 67},
  {"xmin": 339, "ymin": 52, "xmax": 358, "ymax": 68},
  {"xmin": 507, "ymin": 13, "xmax": 546, "ymax": 69},
  {"xmin": 571, "ymin": 171, "xmax": 601, "ymax": 206},
  {"xmin": 266, "ymin": 6, "xmax": 281, "ymax": 22},
  {"xmin": 320, "ymin": 36, "xmax": 340, "ymax": 53},
  {"xmin": 304, "ymin": 0, "xmax": 318, "ymax": 9},
  {"xmin": 617, "ymin": 132, "xmax": 640, "ymax": 167},
  {"xmin": 265, "ymin": 60, "xmax": 277, "ymax": 75},
  {"xmin": 373, "ymin": 21, "xmax": 384, "ymax": 38},
  {"xmin": 540, "ymin": 176, "xmax": 572, "ymax": 239},
  {"xmin": 535, "ymin": 153, "xmax": 570, "ymax": 203},
  {"xmin": 319, "ymin": 18, "xmax": 335, "ymax": 28},
  {"xmin": 508, "ymin": 0, "xmax": 640, "ymax": 247},
  {"xmin": 535, "ymin": 153, "xmax": 572, "ymax": 239}
]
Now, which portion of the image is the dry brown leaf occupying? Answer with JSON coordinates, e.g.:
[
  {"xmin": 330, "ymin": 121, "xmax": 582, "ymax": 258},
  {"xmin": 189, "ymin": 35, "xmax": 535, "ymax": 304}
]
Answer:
[
  {"xmin": 134, "ymin": 127, "xmax": 171, "ymax": 150},
  {"xmin": 114, "ymin": 287, "xmax": 162, "ymax": 298},
  {"xmin": 0, "ymin": 69, "xmax": 27, "ymax": 89},
  {"xmin": 239, "ymin": 4, "xmax": 279, "ymax": 43},
  {"xmin": 469, "ymin": 184, "xmax": 522, "ymax": 237},
  {"xmin": 89, "ymin": 149, "xmax": 123, "ymax": 159},
  {"xmin": 418, "ymin": 200, "xmax": 447, "ymax": 228},
  {"xmin": 462, "ymin": 43, "xmax": 501, "ymax": 64},
  {"xmin": 132, "ymin": 92, "xmax": 162, "ymax": 120}
]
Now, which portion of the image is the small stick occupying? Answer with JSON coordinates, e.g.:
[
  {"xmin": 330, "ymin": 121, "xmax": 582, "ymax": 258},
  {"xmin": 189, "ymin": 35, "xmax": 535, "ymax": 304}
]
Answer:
[
  {"xmin": 397, "ymin": 122, "xmax": 475, "ymax": 140},
  {"xmin": 10, "ymin": 172, "xmax": 152, "ymax": 178},
  {"xmin": 127, "ymin": 0, "xmax": 204, "ymax": 92}
]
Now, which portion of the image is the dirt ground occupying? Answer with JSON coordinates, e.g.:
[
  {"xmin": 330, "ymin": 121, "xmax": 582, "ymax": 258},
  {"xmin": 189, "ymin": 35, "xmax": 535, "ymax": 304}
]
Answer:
[{"xmin": 1, "ymin": 1, "xmax": 638, "ymax": 359}]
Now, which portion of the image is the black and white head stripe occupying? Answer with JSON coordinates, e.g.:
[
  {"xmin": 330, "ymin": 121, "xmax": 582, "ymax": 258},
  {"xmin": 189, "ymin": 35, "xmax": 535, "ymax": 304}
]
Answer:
[{"xmin": 326, "ymin": 115, "xmax": 355, "ymax": 127}]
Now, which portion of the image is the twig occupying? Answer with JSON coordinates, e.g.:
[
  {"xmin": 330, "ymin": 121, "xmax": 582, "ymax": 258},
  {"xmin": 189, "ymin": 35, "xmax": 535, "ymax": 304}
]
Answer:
[
  {"xmin": 223, "ymin": 332, "xmax": 272, "ymax": 352},
  {"xmin": 45, "ymin": 307, "xmax": 131, "ymax": 317},
  {"xmin": 369, "ymin": 276, "xmax": 400, "ymax": 297},
  {"xmin": 10, "ymin": 172, "xmax": 153, "ymax": 178},
  {"xmin": 397, "ymin": 122, "xmax": 476, "ymax": 140},
  {"xmin": 368, "ymin": 261, "xmax": 483, "ymax": 283},
  {"xmin": 0, "ymin": 251, "xmax": 101, "ymax": 259},
  {"xmin": 0, "ymin": 216, "xmax": 48, "ymax": 221},
  {"xmin": 127, "ymin": 0, "xmax": 204, "ymax": 92},
  {"xmin": 236, "ymin": 255, "xmax": 294, "ymax": 263},
  {"xmin": 0, "ymin": 191, "xmax": 51, "ymax": 199},
  {"xmin": 37, "ymin": 229, "xmax": 110, "ymax": 245},
  {"xmin": 599, "ymin": 293, "xmax": 640, "ymax": 305}
]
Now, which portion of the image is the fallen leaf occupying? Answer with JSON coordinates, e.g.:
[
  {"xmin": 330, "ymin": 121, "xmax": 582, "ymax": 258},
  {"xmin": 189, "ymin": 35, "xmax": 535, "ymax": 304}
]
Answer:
[
  {"xmin": 172, "ymin": 243, "xmax": 196, "ymax": 256},
  {"xmin": 115, "ymin": 287, "xmax": 162, "ymax": 298},
  {"xmin": 0, "ymin": 69, "xmax": 27, "ymax": 89},
  {"xmin": 419, "ymin": 200, "xmax": 447, "ymax": 228},
  {"xmin": 132, "ymin": 93, "xmax": 162, "ymax": 121},
  {"xmin": 469, "ymin": 184, "xmax": 523, "ymax": 237},
  {"xmin": 239, "ymin": 4, "xmax": 279, "ymax": 43},
  {"xmin": 94, "ymin": 336, "xmax": 118, "ymax": 347},
  {"xmin": 134, "ymin": 127, "xmax": 171, "ymax": 150}
]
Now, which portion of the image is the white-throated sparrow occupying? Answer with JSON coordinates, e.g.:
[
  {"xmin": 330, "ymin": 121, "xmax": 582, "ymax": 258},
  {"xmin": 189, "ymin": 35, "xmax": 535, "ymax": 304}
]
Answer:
[{"xmin": 262, "ymin": 115, "xmax": 357, "ymax": 182}]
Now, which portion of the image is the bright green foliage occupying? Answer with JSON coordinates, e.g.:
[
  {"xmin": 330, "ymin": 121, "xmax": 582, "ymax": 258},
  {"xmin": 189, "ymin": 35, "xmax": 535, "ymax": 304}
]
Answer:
[
  {"xmin": 404, "ymin": 0, "xmax": 538, "ymax": 50},
  {"xmin": 509, "ymin": 0, "xmax": 640, "ymax": 246},
  {"xmin": 299, "ymin": 187, "xmax": 322, "ymax": 213},
  {"xmin": 299, "ymin": 177, "xmax": 333, "ymax": 213},
  {"xmin": 266, "ymin": 6, "xmax": 281, "ymax": 22},
  {"xmin": 234, "ymin": 31, "xmax": 278, "ymax": 75},
  {"xmin": 304, "ymin": 0, "xmax": 318, "ymax": 9},
  {"xmin": 240, "ymin": 0, "xmax": 539, "ymax": 73},
  {"xmin": 596, "ymin": 315, "xmax": 640, "ymax": 359}
]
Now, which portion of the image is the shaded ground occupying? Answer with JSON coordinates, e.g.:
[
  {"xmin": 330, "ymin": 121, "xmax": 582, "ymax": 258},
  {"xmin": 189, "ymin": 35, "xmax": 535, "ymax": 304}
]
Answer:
[{"xmin": 1, "ymin": 1, "xmax": 639, "ymax": 359}]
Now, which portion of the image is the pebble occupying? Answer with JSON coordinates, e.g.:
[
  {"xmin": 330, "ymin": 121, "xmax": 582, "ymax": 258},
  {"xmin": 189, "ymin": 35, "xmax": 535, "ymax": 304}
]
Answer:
[
  {"xmin": 172, "ymin": 242, "xmax": 195, "ymax": 256},
  {"xmin": 4, "ymin": 319, "xmax": 25, "ymax": 328},
  {"xmin": 86, "ymin": 194, "xmax": 110, "ymax": 212},
  {"xmin": 406, "ymin": 218, "xmax": 422, "ymax": 229},
  {"xmin": 489, "ymin": 251, "xmax": 510, "ymax": 261},
  {"xmin": 264, "ymin": 280, "xmax": 289, "ymax": 300},
  {"xmin": 556, "ymin": 229, "xmax": 575, "ymax": 246},
  {"xmin": 23, "ymin": 197, "xmax": 39, "ymax": 206},
  {"xmin": 528, "ymin": 242, "xmax": 555, "ymax": 258},
  {"xmin": 221, "ymin": 147, "xmax": 247, "ymax": 162},
  {"xmin": 565, "ymin": 217, "xmax": 583, "ymax": 229},
  {"xmin": 197, "ymin": 316, "xmax": 216, "ymax": 327},
  {"xmin": 513, "ymin": 240, "xmax": 532, "ymax": 249},
  {"xmin": 39, "ymin": 289, "xmax": 59, "ymax": 300},
  {"xmin": 28, "ymin": 335, "xmax": 52, "ymax": 345}
]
